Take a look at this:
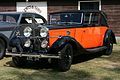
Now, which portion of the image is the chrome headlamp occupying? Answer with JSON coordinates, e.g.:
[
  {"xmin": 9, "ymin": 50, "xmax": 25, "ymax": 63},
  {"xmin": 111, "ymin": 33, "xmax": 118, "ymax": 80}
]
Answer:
[
  {"xmin": 40, "ymin": 26, "xmax": 48, "ymax": 37},
  {"xmin": 41, "ymin": 39, "xmax": 48, "ymax": 48},
  {"xmin": 24, "ymin": 39, "xmax": 31, "ymax": 47},
  {"xmin": 23, "ymin": 27, "xmax": 32, "ymax": 37}
]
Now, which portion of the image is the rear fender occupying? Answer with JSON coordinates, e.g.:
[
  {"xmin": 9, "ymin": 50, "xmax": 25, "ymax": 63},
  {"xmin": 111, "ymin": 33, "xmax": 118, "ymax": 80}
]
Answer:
[{"xmin": 104, "ymin": 29, "xmax": 117, "ymax": 45}]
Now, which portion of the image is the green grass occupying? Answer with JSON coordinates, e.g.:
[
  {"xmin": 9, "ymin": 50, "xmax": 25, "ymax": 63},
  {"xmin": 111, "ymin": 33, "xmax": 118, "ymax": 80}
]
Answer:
[{"xmin": 0, "ymin": 44, "xmax": 120, "ymax": 80}]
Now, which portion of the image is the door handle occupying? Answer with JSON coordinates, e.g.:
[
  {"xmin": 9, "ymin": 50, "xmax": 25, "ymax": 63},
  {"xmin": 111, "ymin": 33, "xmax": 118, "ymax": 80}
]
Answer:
[{"xmin": 66, "ymin": 31, "xmax": 71, "ymax": 35}]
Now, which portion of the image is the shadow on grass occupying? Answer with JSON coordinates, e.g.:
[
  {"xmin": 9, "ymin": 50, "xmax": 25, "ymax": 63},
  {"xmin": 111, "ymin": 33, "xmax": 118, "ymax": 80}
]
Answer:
[
  {"xmin": 73, "ymin": 52, "xmax": 102, "ymax": 64},
  {"xmin": 111, "ymin": 67, "xmax": 120, "ymax": 74},
  {"xmin": 29, "ymin": 69, "xmax": 93, "ymax": 80},
  {"xmin": 100, "ymin": 49, "xmax": 120, "ymax": 63},
  {"xmin": 103, "ymin": 66, "xmax": 120, "ymax": 74},
  {"xmin": 5, "ymin": 60, "xmax": 54, "ymax": 70},
  {"xmin": 102, "ymin": 77, "xmax": 113, "ymax": 80},
  {"xmin": 5, "ymin": 68, "xmax": 94, "ymax": 80},
  {"xmin": 5, "ymin": 52, "xmax": 103, "ymax": 70},
  {"xmin": 4, "ymin": 59, "xmax": 95, "ymax": 80}
]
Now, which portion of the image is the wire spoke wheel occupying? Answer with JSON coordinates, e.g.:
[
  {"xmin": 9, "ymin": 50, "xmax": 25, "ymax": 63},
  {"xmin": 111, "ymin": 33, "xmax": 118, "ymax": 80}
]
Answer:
[
  {"xmin": 62, "ymin": 47, "xmax": 72, "ymax": 67},
  {"xmin": 58, "ymin": 44, "xmax": 73, "ymax": 72}
]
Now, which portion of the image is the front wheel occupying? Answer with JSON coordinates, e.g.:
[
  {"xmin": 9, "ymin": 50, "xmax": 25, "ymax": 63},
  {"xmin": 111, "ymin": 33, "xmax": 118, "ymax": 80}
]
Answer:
[
  {"xmin": 57, "ymin": 44, "xmax": 73, "ymax": 72},
  {"xmin": 0, "ymin": 39, "xmax": 6, "ymax": 60}
]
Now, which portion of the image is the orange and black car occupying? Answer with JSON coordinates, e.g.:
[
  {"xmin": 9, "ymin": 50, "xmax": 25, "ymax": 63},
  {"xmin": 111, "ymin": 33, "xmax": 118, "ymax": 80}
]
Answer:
[
  {"xmin": 47, "ymin": 10, "xmax": 116, "ymax": 71},
  {"xmin": 0, "ymin": 11, "xmax": 116, "ymax": 72}
]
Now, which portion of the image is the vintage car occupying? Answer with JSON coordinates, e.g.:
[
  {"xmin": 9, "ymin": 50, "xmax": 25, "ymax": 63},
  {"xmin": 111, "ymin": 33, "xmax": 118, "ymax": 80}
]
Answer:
[{"xmin": 0, "ymin": 10, "xmax": 116, "ymax": 71}]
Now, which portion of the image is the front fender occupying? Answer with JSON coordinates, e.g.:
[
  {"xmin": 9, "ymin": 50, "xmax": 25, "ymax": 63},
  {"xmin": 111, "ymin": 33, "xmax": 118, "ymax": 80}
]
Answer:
[{"xmin": 48, "ymin": 36, "xmax": 85, "ymax": 56}]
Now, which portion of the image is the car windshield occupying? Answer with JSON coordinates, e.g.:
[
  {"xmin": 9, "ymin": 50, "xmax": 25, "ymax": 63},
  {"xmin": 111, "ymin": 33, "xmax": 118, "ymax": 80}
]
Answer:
[
  {"xmin": 49, "ymin": 13, "xmax": 83, "ymax": 25},
  {"xmin": 0, "ymin": 14, "xmax": 20, "ymax": 24}
]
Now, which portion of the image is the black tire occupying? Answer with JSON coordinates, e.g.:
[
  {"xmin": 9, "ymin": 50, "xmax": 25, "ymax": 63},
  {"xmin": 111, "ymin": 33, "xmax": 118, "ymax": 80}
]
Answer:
[
  {"xmin": 12, "ymin": 56, "xmax": 27, "ymax": 67},
  {"xmin": 0, "ymin": 39, "xmax": 6, "ymax": 60},
  {"xmin": 104, "ymin": 37, "xmax": 113, "ymax": 55},
  {"xmin": 57, "ymin": 44, "xmax": 73, "ymax": 72}
]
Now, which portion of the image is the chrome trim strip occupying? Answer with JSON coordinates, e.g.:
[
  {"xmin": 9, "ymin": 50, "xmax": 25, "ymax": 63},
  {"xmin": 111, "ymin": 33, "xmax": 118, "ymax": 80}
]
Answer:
[
  {"xmin": 16, "ymin": 36, "xmax": 59, "ymax": 39},
  {"xmin": 49, "ymin": 36, "xmax": 59, "ymax": 38}
]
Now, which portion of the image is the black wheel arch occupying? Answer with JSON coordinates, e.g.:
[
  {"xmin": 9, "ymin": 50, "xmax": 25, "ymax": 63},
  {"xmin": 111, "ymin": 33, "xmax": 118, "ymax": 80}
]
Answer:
[
  {"xmin": 48, "ymin": 36, "xmax": 85, "ymax": 56},
  {"xmin": 104, "ymin": 29, "xmax": 117, "ymax": 46}
]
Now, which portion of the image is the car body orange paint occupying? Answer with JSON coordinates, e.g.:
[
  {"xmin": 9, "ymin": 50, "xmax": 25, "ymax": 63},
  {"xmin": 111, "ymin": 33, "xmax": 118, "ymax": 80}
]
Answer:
[
  {"xmin": 49, "ymin": 26, "xmax": 108, "ymax": 48},
  {"xmin": 49, "ymin": 28, "xmax": 76, "ymax": 46}
]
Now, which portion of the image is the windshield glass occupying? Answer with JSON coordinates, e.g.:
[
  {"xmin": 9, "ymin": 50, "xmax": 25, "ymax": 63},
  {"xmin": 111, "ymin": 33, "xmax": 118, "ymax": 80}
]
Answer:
[
  {"xmin": 0, "ymin": 14, "xmax": 20, "ymax": 24},
  {"xmin": 50, "ymin": 13, "xmax": 83, "ymax": 25}
]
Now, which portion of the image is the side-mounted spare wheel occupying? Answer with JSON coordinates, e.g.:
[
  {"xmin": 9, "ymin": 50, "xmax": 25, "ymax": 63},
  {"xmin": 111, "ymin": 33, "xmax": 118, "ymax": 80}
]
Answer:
[
  {"xmin": 57, "ymin": 43, "xmax": 73, "ymax": 72},
  {"xmin": 0, "ymin": 38, "xmax": 6, "ymax": 60}
]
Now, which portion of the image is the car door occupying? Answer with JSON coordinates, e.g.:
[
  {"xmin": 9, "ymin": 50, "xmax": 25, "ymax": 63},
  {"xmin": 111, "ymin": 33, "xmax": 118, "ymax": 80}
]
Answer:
[
  {"xmin": 75, "ymin": 12, "xmax": 106, "ymax": 48},
  {"xmin": 88, "ymin": 12, "xmax": 108, "ymax": 48},
  {"xmin": 90, "ymin": 12, "xmax": 108, "ymax": 48},
  {"xmin": 75, "ymin": 13, "xmax": 93, "ymax": 48}
]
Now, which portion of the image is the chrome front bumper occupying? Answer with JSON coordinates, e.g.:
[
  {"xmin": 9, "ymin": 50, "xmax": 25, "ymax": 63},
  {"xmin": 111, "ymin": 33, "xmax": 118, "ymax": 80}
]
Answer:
[{"xmin": 6, "ymin": 53, "xmax": 60, "ymax": 59}]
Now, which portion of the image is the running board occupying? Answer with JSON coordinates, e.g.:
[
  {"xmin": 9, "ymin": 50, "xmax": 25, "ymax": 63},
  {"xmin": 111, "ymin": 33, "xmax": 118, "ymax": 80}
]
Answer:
[
  {"xmin": 6, "ymin": 53, "xmax": 60, "ymax": 59},
  {"xmin": 86, "ymin": 46, "xmax": 107, "ymax": 53}
]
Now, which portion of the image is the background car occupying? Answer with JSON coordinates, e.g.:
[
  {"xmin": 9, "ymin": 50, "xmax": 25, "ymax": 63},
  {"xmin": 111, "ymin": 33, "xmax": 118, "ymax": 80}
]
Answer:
[
  {"xmin": 0, "ymin": 12, "xmax": 47, "ymax": 59},
  {"xmin": 0, "ymin": 10, "xmax": 116, "ymax": 72}
]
